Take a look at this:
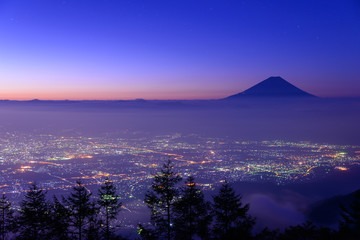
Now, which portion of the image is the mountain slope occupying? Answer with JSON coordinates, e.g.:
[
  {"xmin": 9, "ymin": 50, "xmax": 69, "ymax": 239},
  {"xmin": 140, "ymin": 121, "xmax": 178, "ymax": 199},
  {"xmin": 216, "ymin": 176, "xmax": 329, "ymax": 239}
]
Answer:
[
  {"xmin": 307, "ymin": 189, "xmax": 360, "ymax": 226},
  {"xmin": 225, "ymin": 76, "xmax": 315, "ymax": 99}
]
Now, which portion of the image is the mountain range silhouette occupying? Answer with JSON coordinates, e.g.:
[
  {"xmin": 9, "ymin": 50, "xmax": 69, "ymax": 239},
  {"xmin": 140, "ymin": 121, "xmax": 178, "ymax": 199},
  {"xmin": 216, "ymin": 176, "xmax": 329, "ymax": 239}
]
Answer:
[{"xmin": 225, "ymin": 76, "xmax": 315, "ymax": 99}]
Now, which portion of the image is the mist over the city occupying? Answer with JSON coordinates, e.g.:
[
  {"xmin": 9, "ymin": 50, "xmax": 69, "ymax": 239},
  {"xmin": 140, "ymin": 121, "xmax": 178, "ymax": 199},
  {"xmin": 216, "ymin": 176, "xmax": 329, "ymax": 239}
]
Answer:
[{"xmin": 1, "ymin": 97, "xmax": 359, "ymax": 143}]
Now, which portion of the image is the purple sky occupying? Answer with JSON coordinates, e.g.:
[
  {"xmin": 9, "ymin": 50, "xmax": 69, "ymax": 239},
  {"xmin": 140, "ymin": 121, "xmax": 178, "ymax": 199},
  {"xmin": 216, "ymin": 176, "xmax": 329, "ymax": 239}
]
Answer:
[{"xmin": 1, "ymin": 0, "xmax": 360, "ymax": 100}]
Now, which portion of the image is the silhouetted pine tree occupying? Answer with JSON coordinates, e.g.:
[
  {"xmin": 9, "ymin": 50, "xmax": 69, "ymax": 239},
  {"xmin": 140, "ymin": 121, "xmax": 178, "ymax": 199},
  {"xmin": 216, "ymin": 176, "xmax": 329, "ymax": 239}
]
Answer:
[
  {"xmin": 0, "ymin": 195, "xmax": 14, "ymax": 240},
  {"xmin": 48, "ymin": 196, "xmax": 71, "ymax": 240},
  {"xmin": 278, "ymin": 221, "xmax": 335, "ymax": 240},
  {"xmin": 212, "ymin": 182, "xmax": 255, "ymax": 240},
  {"xmin": 173, "ymin": 176, "xmax": 211, "ymax": 240},
  {"xmin": 85, "ymin": 211, "xmax": 102, "ymax": 240},
  {"xmin": 65, "ymin": 180, "xmax": 97, "ymax": 240},
  {"xmin": 254, "ymin": 227, "xmax": 279, "ymax": 240},
  {"xmin": 17, "ymin": 183, "xmax": 50, "ymax": 240},
  {"xmin": 339, "ymin": 190, "xmax": 360, "ymax": 239},
  {"xmin": 98, "ymin": 178, "xmax": 122, "ymax": 240},
  {"xmin": 144, "ymin": 160, "xmax": 182, "ymax": 240}
]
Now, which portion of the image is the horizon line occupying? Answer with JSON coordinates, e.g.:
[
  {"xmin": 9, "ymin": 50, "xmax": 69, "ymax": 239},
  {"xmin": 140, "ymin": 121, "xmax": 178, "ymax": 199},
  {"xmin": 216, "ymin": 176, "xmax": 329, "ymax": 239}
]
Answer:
[{"xmin": 2, "ymin": 96, "xmax": 360, "ymax": 102}]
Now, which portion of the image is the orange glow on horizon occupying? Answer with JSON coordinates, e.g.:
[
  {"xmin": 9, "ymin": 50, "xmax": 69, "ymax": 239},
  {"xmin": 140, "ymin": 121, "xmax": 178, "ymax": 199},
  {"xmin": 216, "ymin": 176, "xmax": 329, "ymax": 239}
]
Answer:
[{"xmin": 0, "ymin": 89, "xmax": 236, "ymax": 101}]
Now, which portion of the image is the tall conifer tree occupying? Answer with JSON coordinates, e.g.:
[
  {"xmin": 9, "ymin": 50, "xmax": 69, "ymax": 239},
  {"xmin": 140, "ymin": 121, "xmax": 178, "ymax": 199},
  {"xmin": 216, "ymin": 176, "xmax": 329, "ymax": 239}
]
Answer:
[
  {"xmin": 98, "ymin": 178, "xmax": 122, "ymax": 240},
  {"xmin": 65, "ymin": 180, "xmax": 97, "ymax": 240},
  {"xmin": 0, "ymin": 195, "xmax": 14, "ymax": 240},
  {"xmin": 173, "ymin": 176, "xmax": 211, "ymax": 240},
  {"xmin": 48, "ymin": 196, "xmax": 71, "ymax": 240},
  {"xmin": 144, "ymin": 160, "xmax": 182, "ymax": 240},
  {"xmin": 212, "ymin": 182, "xmax": 255, "ymax": 240},
  {"xmin": 17, "ymin": 183, "xmax": 50, "ymax": 240}
]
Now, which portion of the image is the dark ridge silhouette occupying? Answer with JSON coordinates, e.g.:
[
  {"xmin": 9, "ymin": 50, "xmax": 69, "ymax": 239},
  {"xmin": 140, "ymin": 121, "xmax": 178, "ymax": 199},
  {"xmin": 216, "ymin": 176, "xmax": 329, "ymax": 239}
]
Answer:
[
  {"xmin": 225, "ymin": 76, "xmax": 316, "ymax": 99},
  {"xmin": 307, "ymin": 189, "xmax": 360, "ymax": 226}
]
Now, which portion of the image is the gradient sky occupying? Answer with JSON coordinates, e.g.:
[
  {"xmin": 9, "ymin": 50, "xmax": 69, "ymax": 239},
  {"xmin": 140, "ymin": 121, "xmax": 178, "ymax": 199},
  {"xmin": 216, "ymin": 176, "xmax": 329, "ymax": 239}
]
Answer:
[{"xmin": 1, "ymin": 0, "xmax": 360, "ymax": 100}]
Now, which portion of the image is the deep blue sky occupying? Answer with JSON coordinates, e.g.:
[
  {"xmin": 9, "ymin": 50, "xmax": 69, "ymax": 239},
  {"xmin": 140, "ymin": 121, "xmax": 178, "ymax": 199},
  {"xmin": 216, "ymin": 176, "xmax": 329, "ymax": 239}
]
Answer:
[{"xmin": 1, "ymin": 0, "xmax": 359, "ymax": 99}]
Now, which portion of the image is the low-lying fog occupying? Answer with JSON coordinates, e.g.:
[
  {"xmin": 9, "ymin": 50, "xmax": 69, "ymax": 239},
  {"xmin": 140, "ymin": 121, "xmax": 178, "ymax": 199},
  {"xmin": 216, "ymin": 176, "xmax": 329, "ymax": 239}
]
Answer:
[{"xmin": 0, "ymin": 98, "xmax": 359, "ymax": 145}]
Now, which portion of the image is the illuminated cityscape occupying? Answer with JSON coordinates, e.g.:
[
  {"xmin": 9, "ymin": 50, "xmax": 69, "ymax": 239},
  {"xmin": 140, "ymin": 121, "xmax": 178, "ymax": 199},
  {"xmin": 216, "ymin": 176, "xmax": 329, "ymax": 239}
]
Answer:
[
  {"xmin": 1, "ymin": 131, "xmax": 359, "ymax": 197},
  {"xmin": 0, "ymin": 131, "xmax": 359, "ymax": 234}
]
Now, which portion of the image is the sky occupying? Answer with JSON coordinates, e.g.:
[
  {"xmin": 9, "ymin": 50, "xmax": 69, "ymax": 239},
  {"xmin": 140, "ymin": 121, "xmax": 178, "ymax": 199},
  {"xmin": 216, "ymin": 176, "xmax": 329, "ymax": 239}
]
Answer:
[{"xmin": 0, "ymin": 0, "xmax": 360, "ymax": 100}]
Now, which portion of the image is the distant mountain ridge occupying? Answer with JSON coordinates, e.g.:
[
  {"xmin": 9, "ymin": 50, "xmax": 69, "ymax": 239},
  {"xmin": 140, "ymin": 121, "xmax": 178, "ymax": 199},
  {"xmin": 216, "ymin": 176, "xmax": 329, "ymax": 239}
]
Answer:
[{"xmin": 225, "ymin": 76, "xmax": 315, "ymax": 99}]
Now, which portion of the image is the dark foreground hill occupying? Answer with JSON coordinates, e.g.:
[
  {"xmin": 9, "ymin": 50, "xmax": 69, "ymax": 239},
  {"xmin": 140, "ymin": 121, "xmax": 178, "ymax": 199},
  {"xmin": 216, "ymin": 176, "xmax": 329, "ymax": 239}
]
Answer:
[{"xmin": 307, "ymin": 189, "xmax": 360, "ymax": 226}]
